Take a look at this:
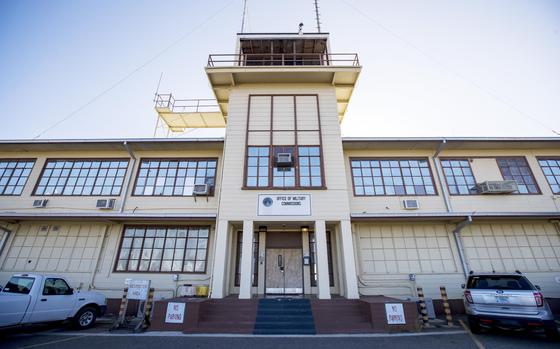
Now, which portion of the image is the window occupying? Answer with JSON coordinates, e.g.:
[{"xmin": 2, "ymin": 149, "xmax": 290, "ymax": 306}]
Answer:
[
  {"xmin": 273, "ymin": 146, "xmax": 295, "ymax": 187},
  {"xmin": 115, "ymin": 226, "xmax": 209, "ymax": 273},
  {"xmin": 467, "ymin": 275, "xmax": 533, "ymax": 290},
  {"xmin": 298, "ymin": 146, "xmax": 322, "ymax": 187},
  {"xmin": 246, "ymin": 147, "xmax": 269, "ymax": 187},
  {"xmin": 234, "ymin": 231, "xmax": 259, "ymax": 287},
  {"xmin": 440, "ymin": 159, "xmax": 477, "ymax": 195},
  {"xmin": 309, "ymin": 231, "xmax": 334, "ymax": 287},
  {"xmin": 351, "ymin": 158, "xmax": 436, "ymax": 196},
  {"xmin": 496, "ymin": 157, "xmax": 539, "ymax": 194},
  {"xmin": 538, "ymin": 158, "xmax": 560, "ymax": 194},
  {"xmin": 0, "ymin": 160, "xmax": 34, "ymax": 196},
  {"xmin": 34, "ymin": 159, "xmax": 128, "ymax": 196},
  {"xmin": 2, "ymin": 276, "xmax": 34, "ymax": 294},
  {"xmin": 43, "ymin": 278, "xmax": 71, "ymax": 295},
  {"xmin": 133, "ymin": 159, "xmax": 217, "ymax": 196}
]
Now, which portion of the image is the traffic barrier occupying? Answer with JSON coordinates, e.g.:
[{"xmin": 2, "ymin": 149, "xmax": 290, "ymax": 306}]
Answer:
[
  {"xmin": 416, "ymin": 286, "xmax": 430, "ymax": 328},
  {"xmin": 439, "ymin": 286, "xmax": 454, "ymax": 327}
]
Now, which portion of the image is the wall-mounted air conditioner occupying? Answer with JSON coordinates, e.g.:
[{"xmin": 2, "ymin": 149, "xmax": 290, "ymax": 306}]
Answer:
[
  {"xmin": 478, "ymin": 180, "xmax": 518, "ymax": 194},
  {"xmin": 33, "ymin": 199, "xmax": 48, "ymax": 208},
  {"xmin": 193, "ymin": 184, "xmax": 210, "ymax": 196},
  {"xmin": 403, "ymin": 199, "xmax": 420, "ymax": 210},
  {"xmin": 275, "ymin": 153, "xmax": 293, "ymax": 167},
  {"xmin": 96, "ymin": 199, "xmax": 116, "ymax": 210}
]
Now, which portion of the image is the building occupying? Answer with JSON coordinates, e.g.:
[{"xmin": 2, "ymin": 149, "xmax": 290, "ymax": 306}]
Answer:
[{"xmin": 1, "ymin": 32, "xmax": 560, "ymax": 319}]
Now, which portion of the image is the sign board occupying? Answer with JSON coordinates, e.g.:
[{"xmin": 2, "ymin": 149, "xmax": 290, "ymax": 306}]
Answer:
[
  {"xmin": 385, "ymin": 303, "xmax": 406, "ymax": 324},
  {"xmin": 257, "ymin": 194, "xmax": 311, "ymax": 216},
  {"xmin": 165, "ymin": 302, "xmax": 185, "ymax": 323},
  {"xmin": 126, "ymin": 279, "xmax": 150, "ymax": 300}
]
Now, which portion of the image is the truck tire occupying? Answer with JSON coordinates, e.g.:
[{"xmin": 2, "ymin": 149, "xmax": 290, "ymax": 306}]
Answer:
[{"xmin": 73, "ymin": 306, "xmax": 97, "ymax": 330}]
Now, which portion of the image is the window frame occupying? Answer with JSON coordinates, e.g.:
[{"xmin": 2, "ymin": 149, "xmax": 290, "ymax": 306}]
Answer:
[
  {"xmin": 439, "ymin": 157, "xmax": 479, "ymax": 196},
  {"xmin": 0, "ymin": 158, "xmax": 36, "ymax": 196},
  {"xmin": 234, "ymin": 231, "xmax": 259, "ymax": 287},
  {"xmin": 349, "ymin": 157, "xmax": 438, "ymax": 197},
  {"xmin": 42, "ymin": 278, "xmax": 71, "ymax": 296},
  {"xmin": 536, "ymin": 156, "xmax": 560, "ymax": 195},
  {"xmin": 308, "ymin": 230, "xmax": 334, "ymax": 287},
  {"xmin": 495, "ymin": 156, "xmax": 541, "ymax": 195},
  {"xmin": 113, "ymin": 225, "xmax": 211, "ymax": 274},
  {"xmin": 131, "ymin": 157, "xmax": 218, "ymax": 197},
  {"xmin": 32, "ymin": 158, "xmax": 129, "ymax": 197}
]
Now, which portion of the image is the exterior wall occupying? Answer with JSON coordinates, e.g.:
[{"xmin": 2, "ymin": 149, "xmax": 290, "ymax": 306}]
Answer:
[
  {"xmin": 218, "ymin": 85, "xmax": 352, "ymax": 222},
  {"xmin": 0, "ymin": 147, "xmax": 223, "ymax": 215},
  {"xmin": 0, "ymin": 220, "xmax": 217, "ymax": 301}
]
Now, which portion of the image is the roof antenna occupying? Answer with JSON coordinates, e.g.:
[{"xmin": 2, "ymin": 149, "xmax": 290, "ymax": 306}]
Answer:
[
  {"xmin": 313, "ymin": 0, "xmax": 321, "ymax": 32},
  {"xmin": 240, "ymin": 0, "xmax": 248, "ymax": 32},
  {"xmin": 298, "ymin": 22, "xmax": 304, "ymax": 35}
]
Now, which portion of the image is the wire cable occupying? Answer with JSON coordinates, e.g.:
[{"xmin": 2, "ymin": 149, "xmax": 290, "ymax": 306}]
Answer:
[
  {"xmin": 33, "ymin": 0, "xmax": 236, "ymax": 139},
  {"xmin": 340, "ymin": 0, "xmax": 559, "ymax": 136}
]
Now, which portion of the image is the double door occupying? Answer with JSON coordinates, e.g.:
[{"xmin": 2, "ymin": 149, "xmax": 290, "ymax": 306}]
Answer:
[{"xmin": 265, "ymin": 248, "xmax": 303, "ymax": 295}]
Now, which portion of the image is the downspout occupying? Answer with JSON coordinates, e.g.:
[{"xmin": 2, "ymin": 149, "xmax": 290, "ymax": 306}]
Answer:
[
  {"xmin": 119, "ymin": 141, "xmax": 137, "ymax": 213},
  {"xmin": 89, "ymin": 224, "xmax": 109, "ymax": 290},
  {"xmin": 453, "ymin": 216, "xmax": 472, "ymax": 278},
  {"xmin": 433, "ymin": 139, "xmax": 452, "ymax": 212}
]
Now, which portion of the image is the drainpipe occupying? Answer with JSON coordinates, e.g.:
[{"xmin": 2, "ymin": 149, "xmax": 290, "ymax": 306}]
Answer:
[
  {"xmin": 453, "ymin": 216, "xmax": 472, "ymax": 278},
  {"xmin": 89, "ymin": 225, "xmax": 109, "ymax": 290},
  {"xmin": 119, "ymin": 141, "xmax": 137, "ymax": 213},
  {"xmin": 432, "ymin": 139, "xmax": 452, "ymax": 213}
]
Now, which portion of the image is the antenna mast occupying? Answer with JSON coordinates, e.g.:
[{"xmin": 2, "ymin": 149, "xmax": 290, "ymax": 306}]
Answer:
[
  {"xmin": 241, "ymin": 0, "xmax": 248, "ymax": 32},
  {"xmin": 313, "ymin": 0, "xmax": 321, "ymax": 32}
]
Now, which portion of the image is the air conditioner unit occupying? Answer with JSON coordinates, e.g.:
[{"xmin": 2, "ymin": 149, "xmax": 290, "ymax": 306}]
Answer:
[
  {"xmin": 32, "ymin": 199, "xmax": 48, "ymax": 208},
  {"xmin": 275, "ymin": 153, "xmax": 293, "ymax": 167},
  {"xmin": 478, "ymin": 180, "xmax": 518, "ymax": 194},
  {"xmin": 96, "ymin": 199, "xmax": 115, "ymax": 210},
  {"xmin": 403, "ymin": 199, "xmax": 420, "ymax": 210},
  {"xmin": 193, "ymin": 184, "xmax": 210, "ymax": 196}
]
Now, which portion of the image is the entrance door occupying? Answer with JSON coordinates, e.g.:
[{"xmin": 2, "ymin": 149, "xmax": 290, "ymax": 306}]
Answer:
[{"xmin": 266, "ymin": 248, "xmax": 303, "ymax": 294}]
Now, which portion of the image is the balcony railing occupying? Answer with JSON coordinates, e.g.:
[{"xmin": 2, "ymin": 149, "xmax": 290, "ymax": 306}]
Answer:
[
  {"xmin": 207, "ymin": 53, "xmax": 360, "ymax": 67},
  {"xmin": 154, "ymin": 94, "xmax": 220, "ymax": 114}
]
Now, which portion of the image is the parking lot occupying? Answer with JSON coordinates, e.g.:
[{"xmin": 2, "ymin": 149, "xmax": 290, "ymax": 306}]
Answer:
[{"xmin": 1, "ymin": 318, "xmax": 559, "ymax": 349}]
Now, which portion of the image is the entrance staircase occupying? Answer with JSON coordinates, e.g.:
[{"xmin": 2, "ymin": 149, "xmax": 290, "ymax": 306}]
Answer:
[{"xmin": 253, "ymin": 298, "xmax": 316, "ymax": 335}]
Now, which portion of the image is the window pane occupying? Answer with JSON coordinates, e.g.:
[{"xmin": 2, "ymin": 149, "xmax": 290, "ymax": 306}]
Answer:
[
  {"xmin": 497, "ymin": 157, "xmax": 539, "ymax": 194},
  {"xmin": 298, "ymin": 146, "xmax": 322, "ymax": 188},
  {"xmin": 538, "ymin": 158, "xmax": 560, "ymax": 194},
  {"xmin": 440, "ymin": 159, "xmax": 478, "ymax": 195},
  {"xmin": 0, "ymin": 160, "xmax": 35, "ymax": 196}
]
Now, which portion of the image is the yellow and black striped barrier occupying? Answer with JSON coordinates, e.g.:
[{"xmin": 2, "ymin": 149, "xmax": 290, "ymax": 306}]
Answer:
[
  {"xmin": 416, "ymin": 286, "xmax": 430, "ymax": 327},
  {"xmin": 138, "ymin": 288, "xmax": 155, "ymax": 331},
  {"xmin": 439, "ymin": 286, "xmax": 454, "ymax": 327},
  {"xmin": 112, "ymin": 287, "xmax": 129, "ymax": 330}
]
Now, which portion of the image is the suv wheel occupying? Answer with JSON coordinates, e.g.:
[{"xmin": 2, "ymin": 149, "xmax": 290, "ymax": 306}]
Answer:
[
  {"xmin": 73, "ymin": 306, "xmax": 97, "ymax": 330},
  {"xmin": 468, "ymin": 316, "xmax": 482, "ymax": 334}
]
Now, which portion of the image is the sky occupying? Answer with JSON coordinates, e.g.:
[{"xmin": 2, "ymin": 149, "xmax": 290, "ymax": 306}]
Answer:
[{"xmin": 0, "ymin": 0, "xmax": 559, "ymax": 140}]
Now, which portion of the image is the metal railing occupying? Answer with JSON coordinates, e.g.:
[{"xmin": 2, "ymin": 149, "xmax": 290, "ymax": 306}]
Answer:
[
  {"xmin": 207, "ymin": 53, "xmax": 360, "ymax": 67},
  {"xmin": 154, "ymin": 94, "xmax": 220, "ymax": 113}
]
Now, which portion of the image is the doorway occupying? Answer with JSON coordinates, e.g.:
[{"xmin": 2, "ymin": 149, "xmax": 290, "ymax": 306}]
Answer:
[{"xmin": 265, "ymin": 231, "xmax": 303, "ymax": 295}]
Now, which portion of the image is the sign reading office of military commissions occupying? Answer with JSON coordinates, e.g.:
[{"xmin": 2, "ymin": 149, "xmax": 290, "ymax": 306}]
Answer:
[
  {"xmin": 165, "ymin": 302, "xmax": 186, "ymax": 323},
  {"xmin": 385, "ymin": 303, "xmax": 406, "ymax": 324},
  {"xmin": 258, "ymin": 194, "xmax": 311, "ymax": 216},
  {"xmin": 125, "ymin": 279, "xmax": 150, "ymax": 300}
]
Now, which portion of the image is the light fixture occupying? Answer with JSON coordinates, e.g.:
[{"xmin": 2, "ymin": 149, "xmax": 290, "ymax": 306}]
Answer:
[
  {"xmin": 258, "ymin": 226, "xmax": 267, "ymax": 233},
  {"xmin": 301, "ymin": 226, "xmax": 309, "ymax": 234}
]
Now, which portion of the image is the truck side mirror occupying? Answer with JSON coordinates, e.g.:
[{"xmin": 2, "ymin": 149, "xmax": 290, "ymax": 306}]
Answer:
[
  {"xmin": 535, "ymin": 285, "xmax": 541, "ymax": 291},
  {"xmin": 461, "ymin": 283, "xmax": 465, "ymax": 289},
  {"xmin": 66, "ymin": 288, "xmax": 74, "ymax": 295}
]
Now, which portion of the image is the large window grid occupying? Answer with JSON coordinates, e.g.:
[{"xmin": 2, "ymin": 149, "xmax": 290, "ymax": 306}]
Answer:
[
  {"xmin": 133, "ymin": 159, "xmax": 217, "ymax": 196},
  {"xmin": 497, "ymin": 157, "xmax": 539, "ymax": 194},
  {"xmin": 115, "ymin": 226, "xmax": 209, "ymax": 273},
  {"xmin": 440, "ymin": 159, "xmax": 477, "ymax": 195},
  {"xmin": 34, "ymin": 159, "xmax": 128, "ymax": 196},
  {"xmin": 0, "ymin": 160, "xmax": 34, "ymax": 196},
  {"xmin": 351, "ymin": 158, "xmax": 436, "ymax": 196},
  {"xmin": 246, "ymin": 147, "xmax": 270, "ymax": 187},
  {"xmin": 234, "ymin": 231, "xmax": 259, "ymax": 287},
  {"xmin": 309, "ymin": 231, "xmax": 334, "ymax": 287},
  {"xmin": 538, "ymin": 158, "xmax": 560, "ymax": 194},
  {"xmin": 298, "ymin": 146, "xmax": 322, "ymax": 187}
]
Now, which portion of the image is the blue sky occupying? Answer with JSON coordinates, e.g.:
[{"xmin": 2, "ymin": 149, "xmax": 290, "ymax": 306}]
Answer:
[{"xmin": 0, "ymin": 0, "xmax": 559, "ymax": 139}]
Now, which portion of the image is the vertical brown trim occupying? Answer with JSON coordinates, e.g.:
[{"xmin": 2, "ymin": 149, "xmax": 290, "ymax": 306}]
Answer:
[
  {"xmin": 294, "ymin": 95, "xmax": 300, "ymax": 187},
  {"xmin": 269, "ymin": 96, "xmax": 274, "ymax": 187},
  {"xmin": 315, "ymin": 95, "xmax": 326, "ymax": 188},
  {"xmin": 243, "ymin": 96, "xmax": 252, "ymax": 188}
]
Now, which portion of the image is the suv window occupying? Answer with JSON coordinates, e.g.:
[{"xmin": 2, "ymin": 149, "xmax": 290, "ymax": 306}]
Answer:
[
  {"xmin": 467, "ymin": 275, "xmax": 533, "ymax": 290},
  {"xmin": 43, "ymin": 278, "xmax": 71, "ymax": 295},
  {"xmin": 2, "ymin": 276, "xmax": 35, "ymax": 294}
]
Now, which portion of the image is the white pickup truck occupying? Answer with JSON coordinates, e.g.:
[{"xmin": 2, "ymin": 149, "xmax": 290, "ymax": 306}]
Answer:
[{"xmin": 0, "ymin": 274, "xmax": 107, "ymax": 329}]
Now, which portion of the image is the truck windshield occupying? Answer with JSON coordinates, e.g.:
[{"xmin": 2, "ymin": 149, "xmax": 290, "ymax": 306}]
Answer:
[
  {"xmin": 2, "ymin": 276, "xmax": 35, "ymax": 294},
  {"xmin": 467, "ymin": 275, "xmax": 533, "ymax": 290}
]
